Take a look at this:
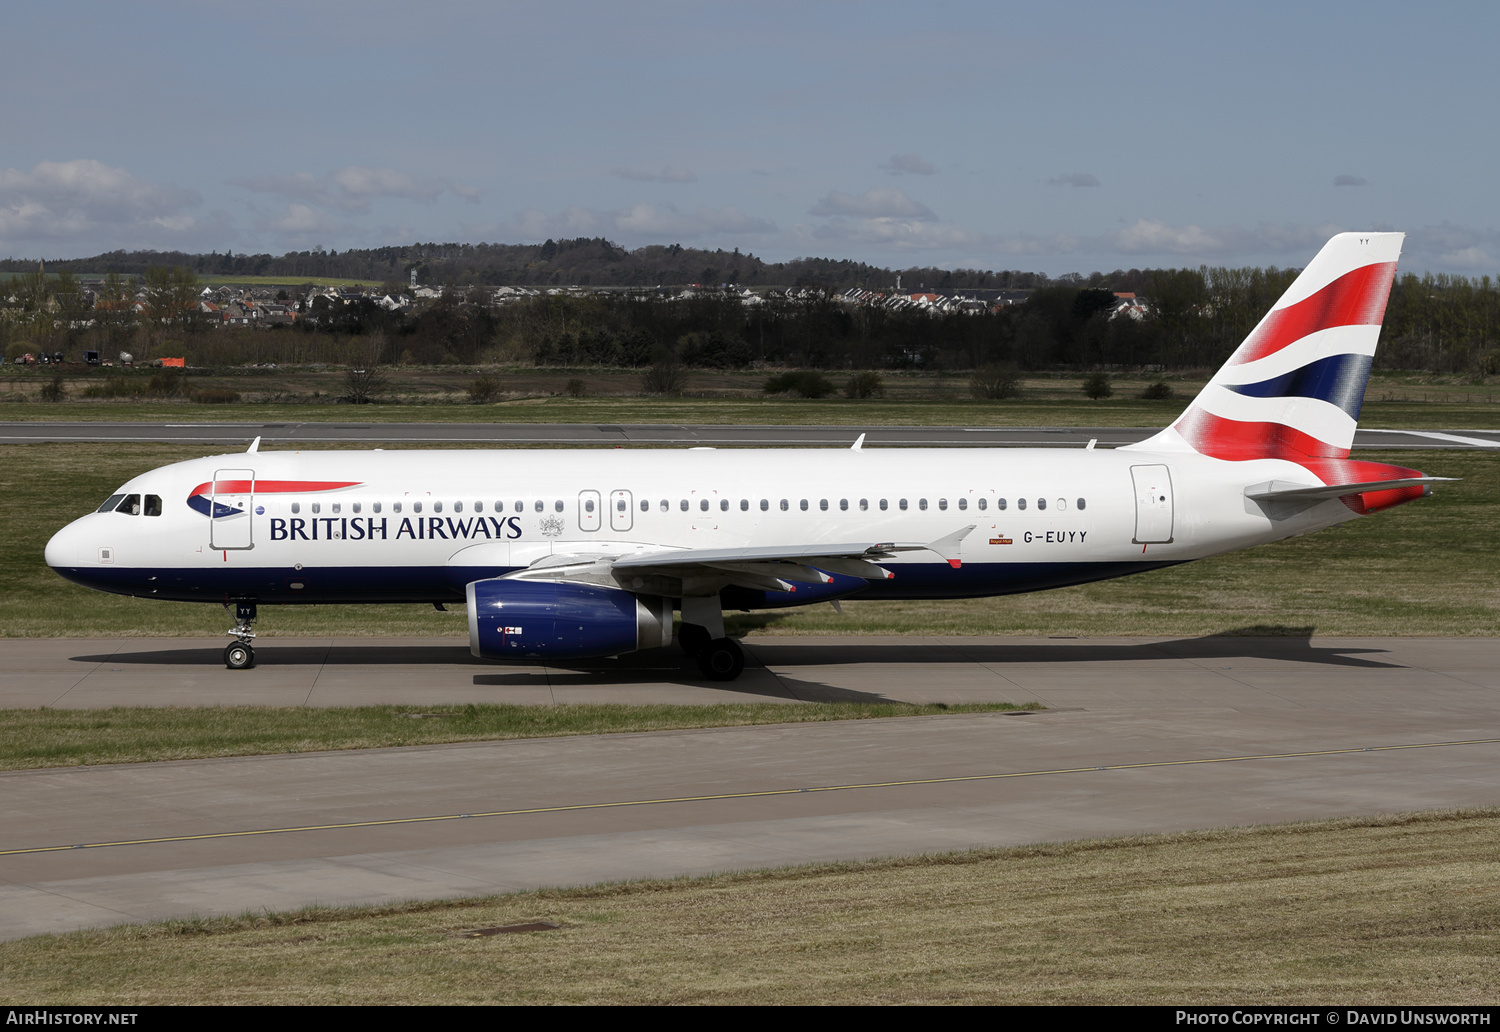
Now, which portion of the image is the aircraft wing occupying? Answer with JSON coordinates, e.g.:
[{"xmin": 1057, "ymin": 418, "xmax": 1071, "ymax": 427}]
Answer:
[{"xmin": 507, "ymin": 529, "xmax": 977, "ymax": 595}]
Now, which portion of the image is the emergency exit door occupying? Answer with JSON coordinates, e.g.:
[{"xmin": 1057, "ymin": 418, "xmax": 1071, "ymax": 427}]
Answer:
[{"xmin": 1131, "ymin": 464, "xmax": 1174, "ymax": 544}]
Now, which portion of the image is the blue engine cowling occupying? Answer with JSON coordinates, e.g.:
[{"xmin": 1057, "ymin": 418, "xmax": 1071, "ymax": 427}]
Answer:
[{"xmin": 466, "ymin": 578, "xmax": 672, "ymax": 660}]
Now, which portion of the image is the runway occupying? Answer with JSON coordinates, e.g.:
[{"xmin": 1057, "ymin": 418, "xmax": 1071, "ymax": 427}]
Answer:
[
  {"xmin": 3, "ymin": 634, "xmax": 1499, "ymax": 941},
  {"xmin": 2, "ymin": 420, "xmax": 1498, "ymax": 449}
]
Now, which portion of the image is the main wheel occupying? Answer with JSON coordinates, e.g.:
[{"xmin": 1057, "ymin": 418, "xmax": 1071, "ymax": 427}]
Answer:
[
  {"xmin": 224, "ymin": 642, "xmax": 255, "ymax": 670},
  {"xmin": 697, "ymin": 637, "xmax": 744, "ymax": 681},
  {"xmin": 678, "ymin": 623, "xmax": 712, "ymax": 656}
]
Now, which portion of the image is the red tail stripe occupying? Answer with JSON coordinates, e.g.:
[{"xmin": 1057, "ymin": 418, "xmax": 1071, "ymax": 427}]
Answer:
[
  {"xmin": 1174, "ymin": 407, "xmax": 1346, "ymax": 460},
  {"xmin": 1229, "ymin": 261, "xmax": 1396, "ymax": 366},
  {"xmin": 189, "ymin": 479, "xmax": 362, "ymax": 496}
]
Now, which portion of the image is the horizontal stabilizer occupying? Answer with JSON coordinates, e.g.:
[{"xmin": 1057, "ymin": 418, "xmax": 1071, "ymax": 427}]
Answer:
[{"xmin": 1246, "ymin": 477, "xmax": 1456, "ymax": 503}]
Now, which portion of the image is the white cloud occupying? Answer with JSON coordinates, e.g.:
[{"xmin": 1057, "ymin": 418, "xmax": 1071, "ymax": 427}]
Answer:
[
  {"xmin": 610, "ymin": 166, "xmax": 698, "ymax": 183},
  {"xmin": 232, "ymin": 166, "xmax": 480, "ymax": 213},
  {"xmin": 1047, "ymin": 172, "xmax": 1101, "ymax": 188},
  {"xmin": 879, "ymin": 153, "xmax": 937, "ymax": 176},
  {"xmin": 0, "ymin": 159, "xmax": 224, "ymax": 252},
  {"xmin": 809, "ymin": 188, "xmax": 936, "ymax": 220}
]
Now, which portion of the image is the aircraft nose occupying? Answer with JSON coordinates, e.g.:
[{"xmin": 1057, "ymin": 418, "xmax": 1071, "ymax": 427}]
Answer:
[{"xmin": 45, "ymin": 518, "xmax": 85, "ymax": 569}]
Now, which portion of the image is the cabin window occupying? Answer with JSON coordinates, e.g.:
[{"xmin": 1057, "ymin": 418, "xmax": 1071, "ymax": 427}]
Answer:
[
  {"xmin": 839, "ymin": 499, "xmax": 848, "ymax": 511},
  {"xmin": 799, "ymin": 499, "xmax": 808, "ymax": 511},
  {"xmin": 720, "ymin": 499, "xmax": 729, "ymax": 511},
  {"xmin": 1017, "ymin": 498, "xmax": 1026, "ymax": 510},
  {"xmin": 780, "ymin": 499, "xmax": 789, "ymax": 511},
  {"xmin": 820, "ymin": 499, "xmax": 829, "ymax": 511},
  {"xmin": 470, "ymin": 501, "xmax": 478, "ymax": 512},
  {"xmin": 860, "ymin": 499, "xmax": 869, "ymax": 511},
  {"xmin": 332, "ymin": 502, "xmax": 341, "ymax": 514},
  {"xmin": 412, "ymin": 502, "xmax": 422, "ymax": 514},
  {"xmin": 699, "ymin": 499, "xmax": 709, "ymax": 512},
  {"xmin": 639, "ymin": 499, "xmax": 648, "ymax": 512},
  {"xmin": 1037, "ymin": 498, "xmax": 1047, "ymax": 511},
  {"xmin": 760, "ymin": 499, "xmax": 769, "ymax": 511},
  {"xmin": 585, "ymin": 499, "xmax": 595, "ymax": 513},
  {"xmin": 373, "ymin": 502, "xmax": 382, "ymax": 514},
  {"xmin": 353, "ymin": 502, "xmax": 362, "ymax": 514},
  {"xmin": 291, "ymin": 502, "xmax": 301, "ymax": 514},
  {"xmin": 957, "ymin": 498, "xmax": 966, "ymax": 511},
  {"xmin": 879, "ymin": 499, "xmax": 888, "ymax": 511},
  {"xmin": 899, "ymin": 499, "xmax": 908, "ymax": 511},
  {"xmin": 918, "ymin": 498, "xmax": 928, "ymax": 511},
  {"xmin": 995, "ymin": 498, "xmax": 1004, "ymax": 510},
  {"xmin": 144, "ymin": 495, "xmax": 162, "ymax": 517},
  {"xmin": 660, "ymin": 499, "xmax": 668, "ymax": 511},
  {"xmin": 433, "ymin": 501, "xmax": 443, "ymax": 513},
  {"xmin": 680, "ymin": 499, "xmax": 689, "ymax": 512},
  {"xmin": 312, "ymin": 503, "xmax": 321, "ymax": 514},
  {"xmin": 554, "ymin": 500, "xmax": 564, "ymax": 512},
  {"xmin": 617, "ymin": 498, "xmax": 626, "ymax": 512},
  {"xmin": 1077, "ymin": 498, "xmax": 1087, "ymax": 510},
  {"xmin": 1056, "ymin": 498, "xmax": 1067, "ymax": 511},
  {"xmin": 455, "ymin": 501, "xmax": 464, "ymax": 513},
  {"xmin": 393, "ymin": 502, "xmax": 402, "ymax": 513},
  {"xmin": 977, "ymin": 498, "xmax": 986, "ymax": 511},
  {"xmin": 514, "ymin": 501, "xmax": 523, "ymax": 513},
  {"xmin": 741, "ymin": 499, "xmax": 749, "ymax": 511}
]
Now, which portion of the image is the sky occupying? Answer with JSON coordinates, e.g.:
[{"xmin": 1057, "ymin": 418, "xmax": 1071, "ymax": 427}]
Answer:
[{"xmin": 2, "ymin": 0, "xmax": 1496, "ymax": 276}]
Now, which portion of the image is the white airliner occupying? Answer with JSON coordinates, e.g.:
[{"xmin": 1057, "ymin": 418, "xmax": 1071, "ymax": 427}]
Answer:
[{"xmin": 46, "ymin": 232, "xmax": 1446, "ymax": 680}]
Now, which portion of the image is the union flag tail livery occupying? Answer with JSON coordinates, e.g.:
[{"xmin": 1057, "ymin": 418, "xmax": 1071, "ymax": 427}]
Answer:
[
  {"xmin": 1130, "ymin": 232, "xmax": 1431, "ymax": 515},
  {"xmin": 45, "ymin": 232, "xmax": 1451, "ymax": 679}
]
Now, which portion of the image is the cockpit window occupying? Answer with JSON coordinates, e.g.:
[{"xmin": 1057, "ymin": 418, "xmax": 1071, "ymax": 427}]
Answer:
[
  {"xmin": 120, "ymin": 494, "xmax": 141, "ymax": 516},
  {"xmin": 97, "ymin": 494, "xmax": 125, "ymax": 513},
  {"xmin": 144, "ymin": 495, "xmax": 162, "ymax": 517}
]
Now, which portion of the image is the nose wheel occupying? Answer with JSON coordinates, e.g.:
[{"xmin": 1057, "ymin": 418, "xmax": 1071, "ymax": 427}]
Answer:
[
  {"xmin": 224, "ymin": 601, "xmax": 258, "ymax": 670},
  {"xmin": 223, "ymin": 641, "xmax": 255, "ymax": 670}
]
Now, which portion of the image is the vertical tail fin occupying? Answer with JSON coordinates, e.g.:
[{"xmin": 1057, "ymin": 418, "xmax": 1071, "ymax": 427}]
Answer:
[{"xmin": 1132, "ymin": 232, "xmax": 1403, "ymax": 461}]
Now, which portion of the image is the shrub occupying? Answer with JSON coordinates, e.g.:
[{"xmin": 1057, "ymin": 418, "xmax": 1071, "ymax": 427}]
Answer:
[
  {"xmin": 342, "ymin": 367, "xmax": 390, "ymax": 404},
  {"xmin": 763, "ymin": 371, "xmax": 835, "ymax": 398},
  {"xmin": 970, "ymin": 365, "xmax": 1023, "ymax": 400},
  {"xmin": 641, "ymin": 360, "xmax": 684, "ymax": 396},
  {"xmin": 467, "ymin": 375, "xmax": 501, "ymax": 403},
  {"xmin": 564, "ymin": 377, "xmax": 587, "ymax": 397},
  {"xmin": 845, "ymin": 372, "xmax": 885, "ymax": 399},
  {"xmin": 1140, "ymin": 380, "xmax": 1175, "ymax": 400},
  {"xmin": 147, "ymin": 369, "xmax": 186, "ymax": 398},
  {"xmin": 81, "ymin": 376, "xmax": 145, "ymax": 399},
  {"xmin": 40, "ymin": 374, "xmax": 66, "ymax": 403},
  {"xmin": 192, "ymin": 388, "xmax": 241, "ymax": 404},
  {"xmin": 1081, "ymin": 372, "xmax": 1113, "ymax": 400}
]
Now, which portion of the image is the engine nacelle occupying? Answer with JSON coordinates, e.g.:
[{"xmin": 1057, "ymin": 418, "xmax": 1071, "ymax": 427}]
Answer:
[{"xmin": 466, "ymin": 578, "xmax": 672, "ymax": 660}]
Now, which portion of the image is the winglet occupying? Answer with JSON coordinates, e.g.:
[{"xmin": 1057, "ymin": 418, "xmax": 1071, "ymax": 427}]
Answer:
[
  {"xmin": 851, "ymin": 433, "xmax": 865, "ymax": 451},
  {"xmin": 247, "ymin": 436, "xmax": 261, "ymax": 454}
]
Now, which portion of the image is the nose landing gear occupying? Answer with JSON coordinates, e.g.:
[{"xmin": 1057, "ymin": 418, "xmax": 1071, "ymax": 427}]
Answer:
[{"xmin": 224, "ymin": 601, "xmax": 257, "ymax": 670}]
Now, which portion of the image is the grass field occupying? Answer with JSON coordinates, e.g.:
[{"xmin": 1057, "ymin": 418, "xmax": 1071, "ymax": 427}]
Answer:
[
  {"xmin": 4, "ymin": 808, "xmax": 1496, "ymax": 1004},
  {"xmin": 0, "ymin": 702, "xmax": 1035, "ymax": 771},
  {"xmin": 3, "ymin": 443, "xmax": 1494, "ymax": 639}
]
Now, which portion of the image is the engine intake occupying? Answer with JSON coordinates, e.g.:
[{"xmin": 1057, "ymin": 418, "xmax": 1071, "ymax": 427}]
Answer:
[{"xmin": 466, "ymin": 579, "xmax": 672, "ymax": 660}]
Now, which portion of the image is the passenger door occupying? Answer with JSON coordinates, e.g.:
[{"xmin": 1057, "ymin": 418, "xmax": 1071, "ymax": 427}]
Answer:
[
  {"xmin": 1131, "ymin": 464, "xmax": 1174, "ymax": 544},
  {"xmin": 210, "ymin": 468, "xmax": 255, "ymax": 550}
]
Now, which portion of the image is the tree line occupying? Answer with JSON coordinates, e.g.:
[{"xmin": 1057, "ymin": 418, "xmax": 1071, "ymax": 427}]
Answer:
[{"xmin": 4, "ymin": 257, "xmax": 1498, "ymax": 376}]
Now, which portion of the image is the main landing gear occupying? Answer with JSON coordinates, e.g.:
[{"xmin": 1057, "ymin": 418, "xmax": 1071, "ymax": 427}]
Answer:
[
  {"xmin": 696, "ymin": 637, "xmax": 744, "ymax": 681},
  {"xmin": 224, "ymin": 601, "xmax": 257, "ymax": 670}
]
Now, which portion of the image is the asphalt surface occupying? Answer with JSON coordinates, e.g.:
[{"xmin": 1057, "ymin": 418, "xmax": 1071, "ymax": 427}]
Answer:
[
  {"xmin": 3, "ymin": 633, "xmax": 1499, "ymax": 940},
  {"xmin": 2, "ymin": 420, "xmax": 1498, "ymax": 449}
]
